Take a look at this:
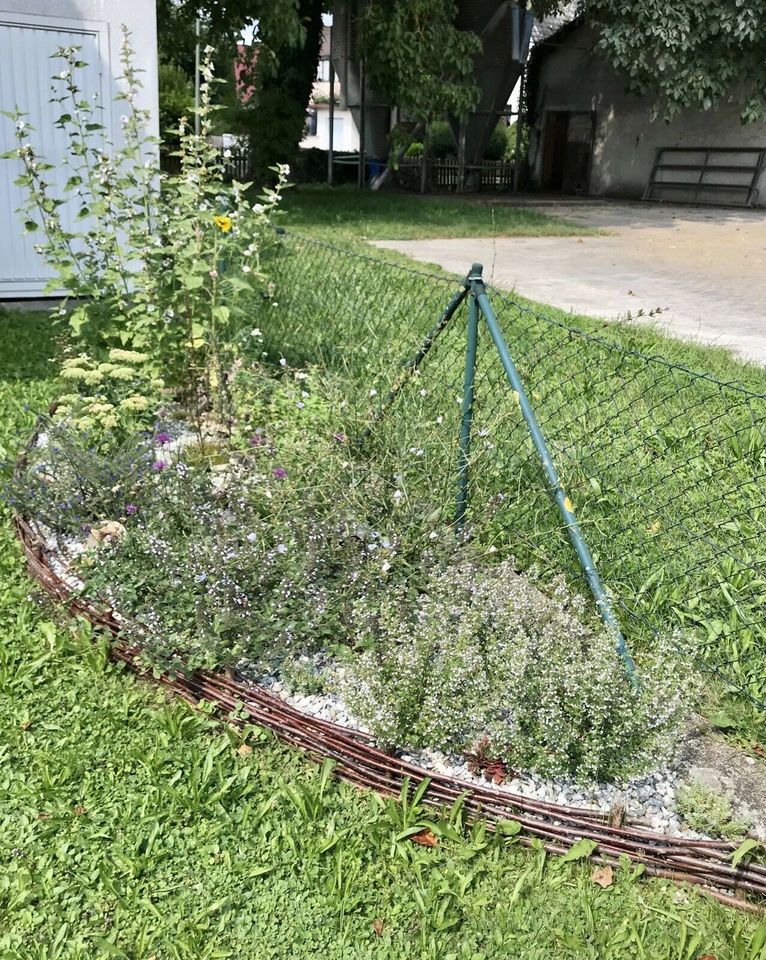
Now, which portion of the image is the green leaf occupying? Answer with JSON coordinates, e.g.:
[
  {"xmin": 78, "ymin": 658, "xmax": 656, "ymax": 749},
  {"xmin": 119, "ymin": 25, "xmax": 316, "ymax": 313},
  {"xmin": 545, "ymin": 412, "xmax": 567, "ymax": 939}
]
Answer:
[
  {"xmin": 23, "ymin": 220, "xmax": 39, "ymax": 232},
  {"xmin": 497, "ymin": 819, "xmax": 522, "ymax": 836},
  {"xmin": 561, "ymin": 838, "xmax": 597, "ymax": 862},
  {"xmin": 69, "ymin": 309, "xmax": 87, "ymax": 334},
  {"xmin": 709, "ymin": 711, "xmax": 737, "ymax": 730},
  {"xmin": 90, "ymin": 937, "xmax": 129, "ymax": 958},
  {"xmin": 731, "ymin": 838, "xmax": 761, "ymax": 868}
]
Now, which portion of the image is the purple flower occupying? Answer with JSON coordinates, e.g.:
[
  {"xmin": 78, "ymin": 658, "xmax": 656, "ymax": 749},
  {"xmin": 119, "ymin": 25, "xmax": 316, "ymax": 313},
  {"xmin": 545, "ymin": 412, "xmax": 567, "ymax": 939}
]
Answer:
[
  {"xmin": 152, "ymin": 460, "xmax": 168, "ymax": 472},
  {"xmin": 272, "ymin": 467, "xmax": 287, "ymax": 480},
  {"xmin": 156, "ymin": 432, "xmax": 172, "ymax": 445},
  {"xmin": 249, "ymin": 433, "xmax": 264, "ymax": 447},
  {"xmin": 333, "ymin": 432, "xmax": 347, "ymax": 444},
  {"xmin": 125, "ymin": 503, "xmax": 138, "ymax": 515}
]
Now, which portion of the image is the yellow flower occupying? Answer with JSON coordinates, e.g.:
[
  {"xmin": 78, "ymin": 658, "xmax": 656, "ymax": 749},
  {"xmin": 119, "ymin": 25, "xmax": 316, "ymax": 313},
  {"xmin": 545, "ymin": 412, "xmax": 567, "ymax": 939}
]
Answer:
[{"xmin": 213, "ymin": 214, "xmax": 232, "ymax": 233}]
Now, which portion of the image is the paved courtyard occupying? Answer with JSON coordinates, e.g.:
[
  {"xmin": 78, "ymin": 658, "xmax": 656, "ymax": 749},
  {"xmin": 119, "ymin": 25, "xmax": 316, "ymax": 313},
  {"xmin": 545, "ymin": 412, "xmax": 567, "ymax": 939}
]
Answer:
[{"xmin": 374, "ymin": 201, "xmax": 766, "ymax": 366}]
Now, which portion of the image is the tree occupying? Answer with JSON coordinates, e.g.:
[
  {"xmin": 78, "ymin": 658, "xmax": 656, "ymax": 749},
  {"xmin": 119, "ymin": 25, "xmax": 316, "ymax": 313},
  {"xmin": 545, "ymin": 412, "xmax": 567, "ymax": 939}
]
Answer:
[
  {"xmin": 361, "ymin": 0, "xmax": 481, "ymax": 127},
  {"xmin": 158, "ymin": 62, "xmax": 195, "ymax": 138},
  {"xmin": 536, "ymin": 0, "xmax": 766, "ymax": 123},
  {"xmin": 155, "ymin": 0, "xmax": 321, "ymax": 178},
  {"xmin": 239, "ymin": 0, "xmax": 325, "ymax": 182},
  {"xmin": 361, "ymin": 0, "xmax": 481, "ymax": 188}
]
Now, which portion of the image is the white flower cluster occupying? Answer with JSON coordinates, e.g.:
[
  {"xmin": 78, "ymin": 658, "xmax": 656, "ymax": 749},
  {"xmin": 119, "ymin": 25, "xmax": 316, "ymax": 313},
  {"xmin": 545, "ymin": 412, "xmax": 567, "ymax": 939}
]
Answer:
[{"xmin": 343, "ymin": 560, "xmax": 690, "ymax": 782}]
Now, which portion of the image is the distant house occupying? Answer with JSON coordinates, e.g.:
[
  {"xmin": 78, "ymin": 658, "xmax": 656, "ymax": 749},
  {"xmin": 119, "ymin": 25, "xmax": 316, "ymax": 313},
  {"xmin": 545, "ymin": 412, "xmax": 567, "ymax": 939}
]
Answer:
[
  {"xmin": 0, "ymin": 0, "xmax": 159, "ymax": 299},
  {"xmin": 526, "ymin": 21, "xmax": 766, "ymax": 207},
  {"xmin": 300, "ymin": 24, "xmax": 359, "ymax": 154}
]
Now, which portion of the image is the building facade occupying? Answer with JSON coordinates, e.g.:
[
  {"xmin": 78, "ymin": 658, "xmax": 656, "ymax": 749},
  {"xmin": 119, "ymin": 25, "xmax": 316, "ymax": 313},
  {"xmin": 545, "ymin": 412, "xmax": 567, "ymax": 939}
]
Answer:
[
  {"xmin": 527, "ymin": 22, "xmax": 766, "ymax": 207},
  {"xmin": 300, "ymin": 24, "xmax": 359, "ymax": 155},
  {"xmin": 0, "ymin": 0, "xmax": 159, "ymax": 298}
]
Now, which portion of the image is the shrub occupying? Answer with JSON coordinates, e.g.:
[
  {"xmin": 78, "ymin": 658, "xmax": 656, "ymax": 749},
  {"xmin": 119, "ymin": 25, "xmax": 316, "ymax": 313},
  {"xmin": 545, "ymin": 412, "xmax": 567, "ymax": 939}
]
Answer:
[
  {"xmin": 483, "ymin": 121, "xmax": 511, "ymax": 162},
  {"xmin": 343, "ymin": 559, "xmax": 689, "ymax": 782},
  {"xmin": 428, "ymin": 121, "xmax": 456, "ymax": 158}
]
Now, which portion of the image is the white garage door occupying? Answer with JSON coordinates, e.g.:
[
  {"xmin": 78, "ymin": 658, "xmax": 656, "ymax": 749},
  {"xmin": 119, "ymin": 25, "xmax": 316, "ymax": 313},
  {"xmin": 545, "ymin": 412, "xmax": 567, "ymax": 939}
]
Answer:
[{"xmin": 0, "ymin": 18, "xmax": 105, "ymax": 297}]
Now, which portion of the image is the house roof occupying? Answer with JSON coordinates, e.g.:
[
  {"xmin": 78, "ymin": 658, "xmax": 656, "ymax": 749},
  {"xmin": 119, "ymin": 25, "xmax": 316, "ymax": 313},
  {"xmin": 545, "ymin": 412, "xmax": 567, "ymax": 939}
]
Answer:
[{"xmin": 530, "ymin": 1, "xmax": 580, "ymax": 47}]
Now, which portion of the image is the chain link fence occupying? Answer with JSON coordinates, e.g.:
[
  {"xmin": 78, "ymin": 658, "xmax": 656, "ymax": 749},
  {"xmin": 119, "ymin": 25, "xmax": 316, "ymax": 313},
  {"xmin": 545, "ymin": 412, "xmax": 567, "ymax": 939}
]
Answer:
[{"xmin": 255, "ymin": 232, "xmax": 766, "ymax": 710}]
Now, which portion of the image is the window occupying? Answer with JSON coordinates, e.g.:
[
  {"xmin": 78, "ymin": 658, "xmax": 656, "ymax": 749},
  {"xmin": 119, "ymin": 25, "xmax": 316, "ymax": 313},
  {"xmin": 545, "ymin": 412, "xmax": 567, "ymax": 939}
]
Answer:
[
  {"xmin": 316, "ymin": 58, "xmax": 331, "ymax": 82},
  {"xmin": 305, "ymin": 108, "xmax": 317, "ymax": 137}
]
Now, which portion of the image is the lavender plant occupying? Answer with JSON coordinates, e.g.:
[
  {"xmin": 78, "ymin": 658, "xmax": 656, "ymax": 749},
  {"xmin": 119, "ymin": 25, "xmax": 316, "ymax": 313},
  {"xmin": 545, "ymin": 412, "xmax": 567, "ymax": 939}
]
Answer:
[{"xmin": 6, "ymin": 419, "xmax": 158, "ymax": 535}]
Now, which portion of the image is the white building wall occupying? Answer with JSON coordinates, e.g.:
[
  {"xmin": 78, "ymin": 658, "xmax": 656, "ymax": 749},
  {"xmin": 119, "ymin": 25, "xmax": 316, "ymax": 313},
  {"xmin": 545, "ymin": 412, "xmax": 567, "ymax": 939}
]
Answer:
[
  {"xmin": 530, "ymin": 24, "xmax": 766, "ymax": 207},
  {"xmin": 301, "ymin": 106, "xmax": 359, "ymax": 153},
  {"xmin": 0, "ymin": 0, "xmax": 158, "ymax": 298}
]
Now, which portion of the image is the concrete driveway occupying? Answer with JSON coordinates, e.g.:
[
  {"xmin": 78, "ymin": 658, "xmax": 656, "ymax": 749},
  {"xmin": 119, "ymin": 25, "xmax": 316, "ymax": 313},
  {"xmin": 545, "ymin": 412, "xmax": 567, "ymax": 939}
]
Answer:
[{"xmin": 374, "ymin": 201, "xmax": 766, "ymax": 366}]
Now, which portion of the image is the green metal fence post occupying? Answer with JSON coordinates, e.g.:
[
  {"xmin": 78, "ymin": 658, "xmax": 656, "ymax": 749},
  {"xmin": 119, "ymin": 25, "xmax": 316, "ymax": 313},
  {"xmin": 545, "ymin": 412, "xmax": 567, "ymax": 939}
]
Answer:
[
  {"xmin": 469, "ymin": 266, "xmax": 637, "ymax": 680},
  {"xmin": 455, "ymin": 265, "xmax": 482, "ymax": 531}
]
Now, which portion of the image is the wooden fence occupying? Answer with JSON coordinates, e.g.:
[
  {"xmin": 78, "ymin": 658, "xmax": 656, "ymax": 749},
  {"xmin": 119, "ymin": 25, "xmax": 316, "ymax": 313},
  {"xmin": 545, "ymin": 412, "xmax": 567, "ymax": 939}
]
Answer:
[
  {"xmin": 160, "ymin": 146, "xmax": 252, "ymax": 182},
  {"xmin": 395, "ymin": 157, "xmax": 517, "ymax": 193}
]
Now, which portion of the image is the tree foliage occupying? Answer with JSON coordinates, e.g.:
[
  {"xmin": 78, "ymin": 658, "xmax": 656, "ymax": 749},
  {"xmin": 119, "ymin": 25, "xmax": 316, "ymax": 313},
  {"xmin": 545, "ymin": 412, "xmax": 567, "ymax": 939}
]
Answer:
[
  {"xmin": 360, "ymin": 0, "xmax": 482, "ymax": 126},
  {"xmin": 158, "ymin": 62, "xmax": 195, "ymax": 138},
  {"xmin": 155, "ymin": 0, "xmax": 320, "ymax": 176},
  {"xmin": 539, "ymin": 0, "xmax": 766, "ymax": 123}
]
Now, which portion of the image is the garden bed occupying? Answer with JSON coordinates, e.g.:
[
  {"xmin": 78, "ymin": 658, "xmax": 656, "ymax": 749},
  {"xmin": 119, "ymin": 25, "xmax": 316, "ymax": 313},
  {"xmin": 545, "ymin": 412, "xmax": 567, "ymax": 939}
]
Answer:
[{"xmin": 13, "ymin": 410, "xmax": 766, "ymax": 915}]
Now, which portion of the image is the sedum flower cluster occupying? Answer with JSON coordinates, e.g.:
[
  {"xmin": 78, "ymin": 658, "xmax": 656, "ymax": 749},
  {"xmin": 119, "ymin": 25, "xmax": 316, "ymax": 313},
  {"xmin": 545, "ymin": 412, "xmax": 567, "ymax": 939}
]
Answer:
[
  {"xmin": 343, "ymin": 559, "xmax": 690, "ymax": 782},
  {"xmin": 56, "ymin": 349, "xmax": 163, "ymax": 435}
]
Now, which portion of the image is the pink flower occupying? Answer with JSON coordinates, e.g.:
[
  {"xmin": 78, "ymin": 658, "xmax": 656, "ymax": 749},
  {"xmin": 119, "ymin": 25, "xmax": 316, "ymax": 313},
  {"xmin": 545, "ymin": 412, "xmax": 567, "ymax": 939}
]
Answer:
[{"xmin": 125, "ymin": 503, "xmax": 138, "ymax": 515}]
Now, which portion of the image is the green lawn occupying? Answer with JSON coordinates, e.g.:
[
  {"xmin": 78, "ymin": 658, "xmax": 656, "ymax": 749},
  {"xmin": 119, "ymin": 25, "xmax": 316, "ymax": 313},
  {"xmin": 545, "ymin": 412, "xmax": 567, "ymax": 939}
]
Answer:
[
  {"xmin": 281, "ymin": 183, "xmax": 599, "ymax": 242},
  {"xmin": 2, "ymin": 311, "xmax": 766, "ymax": 958}
]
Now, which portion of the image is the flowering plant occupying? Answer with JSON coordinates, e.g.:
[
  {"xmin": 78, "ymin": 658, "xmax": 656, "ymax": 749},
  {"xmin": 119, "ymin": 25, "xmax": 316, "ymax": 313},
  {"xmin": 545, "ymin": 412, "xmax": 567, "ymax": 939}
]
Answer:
[
  {"xmin": 343, "ymin": 560, "xmax": 689, "ymax": 782},
  {"xmin": 3, "ymin": 29, "xmax": 288, "ymax": 427},
  {"xmin": 54, "ymin": 348, "xmax": 163, "ymax": 438}
]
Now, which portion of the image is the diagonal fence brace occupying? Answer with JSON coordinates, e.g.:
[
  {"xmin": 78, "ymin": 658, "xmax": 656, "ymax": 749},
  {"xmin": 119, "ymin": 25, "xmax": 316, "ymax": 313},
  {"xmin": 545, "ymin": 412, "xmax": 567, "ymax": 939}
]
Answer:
[
  {"xmin": 462, "ymin": 264, "xmax": 637, "ymax": 681},
  {"xmin": 357, "ymin": 278, "xmax": 471, "ymax": 444}
]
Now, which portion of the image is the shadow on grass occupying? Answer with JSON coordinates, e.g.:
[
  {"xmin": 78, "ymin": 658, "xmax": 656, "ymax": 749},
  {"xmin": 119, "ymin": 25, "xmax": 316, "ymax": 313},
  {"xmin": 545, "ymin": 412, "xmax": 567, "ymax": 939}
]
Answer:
[{"xmin": 0, "ymin": 309, "xmax": 58, "ymax": 382}]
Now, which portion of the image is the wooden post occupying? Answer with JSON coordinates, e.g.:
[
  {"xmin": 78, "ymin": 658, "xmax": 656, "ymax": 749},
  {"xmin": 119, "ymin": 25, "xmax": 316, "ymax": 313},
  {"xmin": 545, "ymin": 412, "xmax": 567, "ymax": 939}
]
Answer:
[
  {"xmin": 420, "ymin": 130, "xmax": 428, "ymax": 194},
  {"xmin": 457, "ymin": 119, "xmax": 466, "ymax": 194}
]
